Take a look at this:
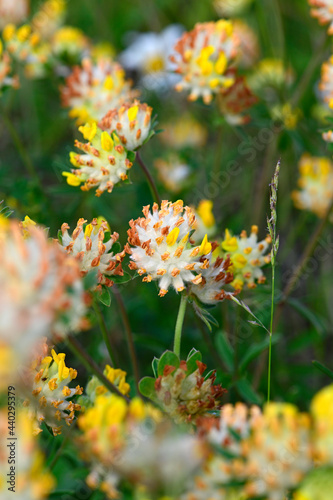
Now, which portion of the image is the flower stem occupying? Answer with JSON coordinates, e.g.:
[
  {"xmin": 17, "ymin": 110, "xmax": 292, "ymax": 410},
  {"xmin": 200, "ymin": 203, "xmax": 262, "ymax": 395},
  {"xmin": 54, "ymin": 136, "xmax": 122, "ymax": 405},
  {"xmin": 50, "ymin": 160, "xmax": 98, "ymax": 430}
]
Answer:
[
  {"xmin": 136, "ymin": 151, "xmax": 161, "ymax": 205},
  {"xmin": 267, "ymin": 262, "xmax": 276, "ymax": 403},
  {"xmin": 66, "ymin": 335, "xmax": 129, "ymax": 401},
  {"xmin": 112, "ymin": 285, "xmax": 141, "ymax": 394},
  {"xmin": 93, "ymin": 299, "xmax": 115, "ymax": 367},
  {"xmin": 173, "ymin": 293, "xmax": 188, "ymax": 357}
]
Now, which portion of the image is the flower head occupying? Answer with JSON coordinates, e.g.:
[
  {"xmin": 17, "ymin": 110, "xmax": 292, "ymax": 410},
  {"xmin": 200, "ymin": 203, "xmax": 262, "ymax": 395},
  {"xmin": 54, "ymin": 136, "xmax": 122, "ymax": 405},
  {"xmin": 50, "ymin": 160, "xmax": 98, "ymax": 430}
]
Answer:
[
  {"xmin": 309, "ymin": 0, "xmax": 333, "ymax": 35},
  {"xmin": 154, "ymin": 155, "xmax": 191, "ymax": 193},
  {"xmin": 292, "ymin": 154, "xmax": 333, "ymax": 218},
  {"xmin": 319, "ymin": 55, "xmax": 333, "ymax": 110},
  {"xmin": 214, "ymin": 0, "xmax": 253, "ymax": 17},
  {"xmin": 0, "ymin": 0, "xmax": 29, "ymax": 29},
  {"xmin": 63, "ymin": 121, "xmax": 133, "ymax": 196},
  {"xmin": 99, "ymin": 99, "xmax": 153, "ymax": 151},
  {"xmin": 220, "ymin": 226, "xmax": 271, "ymax": 290},
  {"xmin": 85, "ymin": 365, "xmax": 131, "ymax": 405},
  {"xmin": 159, "ymin": 114, "xmax": 208, "ymax": 150},
  {"xmin": 0, "ymin": 42, "xmax": 19, "ymax": 90},
  {"xmin": 248, "ymin": 57, "xmax": 294, "ymax": 95},
  {"xmin": 59, "ymin": 217, "xmax": 125, "ymax": 288},
  {"xmin": 23, "ymin": 342, "xmax": 83, "ymax": 436},
  {"xmin": 170, "ymin": 20, "xmax": 239, "ymax": 104},
  {"xmin": 51, "ymin": 26, "xmax": 90, "ymax": 58},
  {"xmin": 61, "ymin": 57, "xmax": 137, "ymax": 124}
]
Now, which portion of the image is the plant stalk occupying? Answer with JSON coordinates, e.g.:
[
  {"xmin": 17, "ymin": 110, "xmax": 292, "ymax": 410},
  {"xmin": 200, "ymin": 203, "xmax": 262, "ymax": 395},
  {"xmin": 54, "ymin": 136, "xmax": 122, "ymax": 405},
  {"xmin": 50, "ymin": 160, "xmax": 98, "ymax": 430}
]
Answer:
[{"xmin": 173, "ymin": 293, "xmax": 188, "ymax": 357}]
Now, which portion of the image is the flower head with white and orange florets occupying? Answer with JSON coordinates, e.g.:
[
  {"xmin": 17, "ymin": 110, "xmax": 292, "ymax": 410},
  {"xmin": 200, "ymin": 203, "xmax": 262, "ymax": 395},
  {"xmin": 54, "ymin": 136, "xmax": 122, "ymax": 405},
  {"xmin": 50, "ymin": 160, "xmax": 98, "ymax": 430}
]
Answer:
[
  {"xmin": 61, "ymin": 56, "xmax": 137, "ymax": 124},
  {"xmin": 127, "ymin": 200, "xmax": 235, "ymax": 304},
  {"xmin": 309, "ymin": 0, "xmax": 333, "ymax": 35},
  {"xmin": 319, "ymin": 55, "xmax": 333, "ymax": 110},
  {"xmin": 99, "ymin": 99, "xmax": 153, "ymax": 151},
  {"xmin": 170, "ymin": 20, "xmax": 239, "ymax": 104},
  {"xmin": 63, "ymin": 121, "xmax": 133, "ymax": 196},
  {"xmin": 59, "ymin": 217, "xmax": 126, "ymax": 288}
]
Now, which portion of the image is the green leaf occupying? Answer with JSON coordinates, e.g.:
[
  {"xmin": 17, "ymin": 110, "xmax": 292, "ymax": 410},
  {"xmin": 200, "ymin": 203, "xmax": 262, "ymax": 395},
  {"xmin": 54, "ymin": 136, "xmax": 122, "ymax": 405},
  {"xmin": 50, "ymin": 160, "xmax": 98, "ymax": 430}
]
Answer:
[
  {"xmin": 152, "ymin": 357, "xmax": 159, "ymax": 377},
  {"xmin": 111, "ymin": 272, "xmax": 132, "ymax": 285},
  {"xmin": 139, "ymin": 377, "xmax": 157, "ymax": 400},
  {"xmin": 83, "ymin": 269, "xmax": 98, "ymax": 290},
  {"xmin": 287, "ymin": 298, "xmax": 326, "ymax": 335},
  {"xmin": 157, "ymin": 350, "xmax": 180, "ymax": 376},
  {"xmin": 186, "ymin": 349, "xmax": 202, "ymax": 374},
  {"xmin": 215, "ymin": 331, "xmax": 234, "ymax": 372},
  {"xmin": 98, "ymin": 286, "xmax": 111, "ymax": 307},
  {"xmin": 312, "ymin": 360, "xmax": 333, "ymax": 380},
  {"xmin": 239, "ymin": 334, "xmax": 281, "ymax": 372},
  {"xmin": 235, "ymin": 379, "xmax": 262, "ymax": 405}
]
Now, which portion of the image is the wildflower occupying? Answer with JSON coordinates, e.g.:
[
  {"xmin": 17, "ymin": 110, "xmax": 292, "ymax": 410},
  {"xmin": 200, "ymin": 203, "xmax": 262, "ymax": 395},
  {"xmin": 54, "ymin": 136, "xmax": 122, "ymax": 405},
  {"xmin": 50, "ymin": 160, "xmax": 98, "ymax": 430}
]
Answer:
[
  {"xmin": 322, "ymin": 129, "xmax": 333, "ymax": 142},
  {"xmin": 159, "ymin": 115, "xmax": 208, "ymax": 150},
  {"xmin": 294, "ymin": 466, "xmax": 333, "ymax": 500},
  {"xmin": 214, "ymin": 0, "xmax": 253, "ymax": 17},
  {"xmin": 154, "ymin": 155, "xmax": 191, "ymax": 193},
  {"xmin": 248, "ymin": 58, "xmax": 294, "ymax": 95},
  {"xmin": 99, "ymin": 100, "xmax": 153, "ymax": 151},
  {"xmin": 271, "ymin": 103, "xmax": 302, "ymax": 130},
  {"xmin": 127, "ymin": 200, "xmax": 207, "ymax": 297},
  {"xmin": 23, "ymin": 342, "xmax": 83, "ymax": 436},
  {"xmin": 233, "ymin": 19, "xmax": 260, "ymax": 68},
  {"xmin": 292, "ymin": 154, "xmax": 333, "ymax": 218},
  {"xmin": 85, "ymin": 365, "xmax": 131, "ymax": 404},
  {"xmin": 61, "ymin": 56, "xmax": 137, "ymax": 124},
  {"xmin": 59, "ymin": 217, "xmax": 125, "ymax": 288},
  {"xmin": 217, "ymin": 74, "xmax": 257, "ymax": 125},
  {"xmin": 0, "ymin": 42, "xmax": 19, "ymax": 90},
  {"xmin": 119, "ymin": 24, "xmax": 183, "ymax": 91},
  {"xmin": 0, "ymin": 219, "xmax": 86, "ymax": 362},
  {"xmin": 51, "ymin": 26, "xmax": 90, "ymax": 59},
  {"xmin": 192, "ymin": 200, "xmax": 216, "ymax": 243},
  {"xmin": 311, "ymin": 384, "xmax": 333, "ymax": 464},
  {"xmin": 0, "ymin": 407, "xmax": 55, "ymax": 499},
  {"xmin": 220, "ymin": 226, "xmax": 271, "ymax": 290},
  {"xmin": 32, "ymin": 0, "xmax": 66, "ymax": 40},
  {"xmin": 0, "ymin": 0, "xmax": 29, "ymax": 29},
  {"xmin": 170, "ymin": 20, "xmax": 239, "ymax": 104},
  {"xmin": 64, "ymin": 121, "xmax": 133, "ymax": 196},
  {"xmin": 309, "ymin": 0, "xmax": 333, "ymax": 35},
  {"xmin": 319, "ymin": 55, "xmax": 333, "ymax": 109}
]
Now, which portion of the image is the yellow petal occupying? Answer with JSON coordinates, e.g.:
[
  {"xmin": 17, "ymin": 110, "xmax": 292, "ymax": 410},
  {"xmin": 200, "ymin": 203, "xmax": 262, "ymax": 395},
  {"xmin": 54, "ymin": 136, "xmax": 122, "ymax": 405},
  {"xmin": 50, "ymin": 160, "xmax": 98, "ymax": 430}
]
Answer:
[
  {"xmin": 199, "ymin": 234, "xmax": 212, "ymax": 255},
  {"xmin": 166, "ymin": 227, "xmax": 180, "ymax": 246},
  {"xmin": 127, "ymin": 105, "xmax": 139, "ymax": 122},
  {"xmin": 101, "ymin": 131, "xmax": 114, "ymax": 151}
]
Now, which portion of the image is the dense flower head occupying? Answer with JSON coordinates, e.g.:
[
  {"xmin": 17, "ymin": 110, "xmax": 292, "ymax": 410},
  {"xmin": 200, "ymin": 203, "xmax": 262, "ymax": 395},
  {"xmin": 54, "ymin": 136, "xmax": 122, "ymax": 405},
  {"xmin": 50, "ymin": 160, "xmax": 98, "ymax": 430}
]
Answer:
[
  {"xmin": 0, "ymin": 0, "xmax": 29, "ymax": 29},
  {"xmin": 61, "ymin": 56, "xmax": 137, "ymax": 124},
  {"xmin": 220, "ymin": 225, "xmax": 271, "ymax": 290},
  {"xmin": 159, "ymin": 114, "xmax": 208, "ymax": 150},
  {"xmin": 51, "ymin": 26, "xmax": 90, "ymax": 58},
  {"xmin": 154, "ymin": 155, "xmax": 191, "ymax": 193},
  {"xmin": 0, "ymin": 407, "xmax": 55, "ymax": 499},
  {"xmin": 99, "ymin": 99, "xmax": 153, "ymax": 151},
  {"xmin": 153, "ymin": 358, "xmax": 226, "ymax": 423},
  {"xmin": 311, "ymin": 384, "xmax": 333, "ymax": 464},
  {"xmin": 214, "ymin": 0, "xmax": 253, "ymax": 17},
  {"xmin": 23, "ymin": 341, "xmax": 83, "ymax": 436},
  {"xmin": 309, "ymin": 0, "xmax": 333, "ymax": 35},
  {"xmin": 292, "ymin": 154, "xmax": 333, "ymax": 218},
  {"xmin": 170, "ymin": 20, "xmax": 239, "ymax": 104},
  {"xmin": 85, "ymin": 365, "xmax": 131, "ymax": 405},
  {"xmin": 59, "ymin": 217, "xmax": 125, "ymax": 288},
  {"xmin": 0, "ymin": 219, "xmax": 86, "ymax": 365},
  {"xmin": 63, "ymin": 121, "xmax": 133, "ymax": 196},
  {"xmin": 32, "ymin": 0, "xmax": 66, "ymax": 40},
  {"xmin": 0, "ymin": 42, "xmax": 19, "ymax": 90},
  {"xmin": 319, "ymin": 55, "xmax": 333, "ymax": 109},
  {"xmin": 248, "ymin": 57, "xmax": 294, "ymax": 94}
]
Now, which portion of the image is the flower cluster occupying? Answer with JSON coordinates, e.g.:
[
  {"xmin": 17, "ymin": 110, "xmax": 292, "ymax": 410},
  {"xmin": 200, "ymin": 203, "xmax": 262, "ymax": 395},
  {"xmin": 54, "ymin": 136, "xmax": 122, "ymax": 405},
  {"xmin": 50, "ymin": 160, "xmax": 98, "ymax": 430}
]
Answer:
[
  {"xmin": 51, "ymin": 26, "xmax": 89, "ymax": 59},
  {"xmin": 0, "ymin": 41, "xmax": 19, "ymax": 90},
  {"xmin": 248, "ymin": 57, "xmax": 294, "ymax": 95},
  {"xmin": 99, "ymin": 99, "xmax": 153, "ymax": 151},
  {"xmin": 319, "ymin": 55, "xmax": 333, "ymax": 109},
  {"xmin": 309, "ymin": 0, "xmax": 333, "ymax": 35},
  {"xmin": 64, "ymin": 121, "xmax": 133, "ymax": 196},
  {"xmin": 220, "ymin": 225, "xmax": 271, "ymax": 290},
  {"xmin": 23, "ymin": 341, "xmax": 83, "ymax": 436},
  {"xmin": 61, "ymin": 56, "xmax": 137, "ymax": 124},
  {"xmin": 170, "ymin": 20, "xmax": 239, "ymax": 103},
  {"xmin": 128, "ymin": 200, "xmax": 235, "ymax": 303},
  {"xmin": 292, "ymin": 154, "xmax": 333, "ymax": 218},
  {"xmin": 0, "ymin": 0, "xmax": 28, "ymax": 29},
  {"xmin": 59, "ymin": 217, "xmax": 126, "ymax": 288},
  {"xmin": 84, "ymin": 365, "xmax": 131, "ymax": 405}
]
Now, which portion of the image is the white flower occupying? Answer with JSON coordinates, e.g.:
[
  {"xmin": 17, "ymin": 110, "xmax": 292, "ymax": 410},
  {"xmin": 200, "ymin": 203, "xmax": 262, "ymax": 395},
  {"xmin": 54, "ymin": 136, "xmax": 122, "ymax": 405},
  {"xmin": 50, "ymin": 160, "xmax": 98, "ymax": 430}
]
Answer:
[
  {"xmin": 119, "ymin": 24, "xmax": 183, "ymax": 91},
  {"xmin": 309, "ymin": 0, "xmax": 333, "ymax": 35},
  {"xmin": 0, "ymin": 0, "xmax": 28, "ymax": 29},
  {"xmin": 99, "ymin": 99, "xmax": 153, "ymax": 151},
  {"xmin": 154, "ymin": 155, "xmax": 191, "ymax": 193}
]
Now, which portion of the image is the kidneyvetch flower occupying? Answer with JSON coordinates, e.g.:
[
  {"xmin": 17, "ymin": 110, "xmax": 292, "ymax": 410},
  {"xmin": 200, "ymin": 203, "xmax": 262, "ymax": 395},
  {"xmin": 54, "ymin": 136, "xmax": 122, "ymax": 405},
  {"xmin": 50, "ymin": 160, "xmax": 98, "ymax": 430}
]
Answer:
[
  {"xmin": 23, "ymin": 341, "xmax": 83, "ymax": 436},
  {"xmin": 99, "ymin": 99, "xmax": 153, "ymax": 151},
  {"xmin": 220, "ymin": 225, "xmax": 271, "ymax": 290},
  {"xmin": 59, "ymin": 217, "xmax": 125, "ymax": 288},
  {"xmin": 51, "ymin": 26, "xmax": 90, "ymax": 59},
  {"xmin": 63, "ymin": 121, "xmax": 133, "ymax": 196},
  {"xmin": 319, "ymin": 55, "xmax": 333, "ymax": 109},
  {"xmin": 309, "ymin": 0, "xmax": 333, "ymax": 35},
  {"xmin": 292, "ymin": 154, "xmax": 333, "ymax": 218},
  {"xmin": 0, "ymin": 0, "xmax": 29, "ymax": 29},
  {"xmin": 61, "ymin": 56, "xmax": 137, "ymax": 124},
  {"xmin": 170, "ymin": 20, "xmax": 239, "ymax": 104}
]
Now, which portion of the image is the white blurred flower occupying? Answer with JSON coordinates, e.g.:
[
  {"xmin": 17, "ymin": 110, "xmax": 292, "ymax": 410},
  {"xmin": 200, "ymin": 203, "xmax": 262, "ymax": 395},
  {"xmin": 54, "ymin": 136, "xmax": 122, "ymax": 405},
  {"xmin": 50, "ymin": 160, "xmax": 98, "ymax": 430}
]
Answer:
[{"xmin": 0, "ymin": 0, "xmax": 29, "ymax": 29}]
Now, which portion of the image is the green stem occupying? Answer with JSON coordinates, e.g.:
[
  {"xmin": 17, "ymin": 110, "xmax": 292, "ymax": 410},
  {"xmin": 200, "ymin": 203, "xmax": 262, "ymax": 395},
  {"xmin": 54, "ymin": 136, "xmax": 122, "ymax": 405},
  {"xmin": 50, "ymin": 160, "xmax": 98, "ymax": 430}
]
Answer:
[
  {"xmin": 136, "ymin": 151, "xmax": 161, "ymax": 205},
  {"xmin": 93, "ymin": 299, "xmax": 115, "ymax": 367},
  {"xmin": 173, "ymin": 293, "xmax": 188, "ymax": 357},
  {"xmin": 66, "ymin": 335, "xmax": 129, "ymax": 401},
  {"xmin": 267, "ymin": 261, "xmax": 276, "ymax": 403}
]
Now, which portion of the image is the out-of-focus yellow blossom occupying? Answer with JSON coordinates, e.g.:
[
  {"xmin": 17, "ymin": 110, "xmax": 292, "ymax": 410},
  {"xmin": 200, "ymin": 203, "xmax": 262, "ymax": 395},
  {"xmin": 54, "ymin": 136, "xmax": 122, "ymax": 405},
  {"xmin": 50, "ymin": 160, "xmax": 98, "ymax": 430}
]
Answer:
[
  {"xmin": 309, "ymin": 0, "xmax": 333, "ymax": 35},
  {"xmin": 322, "ymin": 129, "xmax": 333, "ymax": 142},
  {"xmin": 64, "ymin": 121, "xmax": 133, "ymax": 196},
  {"xmin": 23, "ymin": 341, "xmax": 83, "ymax": 436},
  {"xmin": 319, "ymin": 55, "xmax": 333, "ymax": 110},
  {"xmin": 51, "ymin": 26, "xmax": 90, "ymax": 58},
  {"xmin": 170, "ymin": 20, "xmax": 239, "ymax": 104},
  {"xmin": 99, "ymin": 100, "xmax": 153, "ymax": 151},
  {"xmin": 192, "ymin": 200, "xmax": 216, "ymax": 243},
  {"xmin": 311, "ymin": 384, "xmax": 333, "ymax": 464},
  {"xmin": 271, "ymin": 103, "xmax": 302, "ymax": 130},
  {"xmin": 233, "ymin": 19, "xmax": 259, "ymax": 69},
  {"xmin": 0, "ymin": 407, "xmax": 55, "ymax": 499},
  {"xmin": 61, "ymin": 56, "xmax": 138, "ymax": 124},
  {"xmin": 0, "ymin": 343, "xmax": 14, "ymax": 390},
  {"xmin": 214, "ymin": 0, "xmax": 253, "ymax": 17},
  {"xmin": 0, "ymin": 0, "xmax": 29, "ymax": 30},
  {"xmin": 248, "ymin": 58, "xmax": 294, "ymax": 95},
  {"xmin": 220, "ymin": 226, "xmax": 271, "ymax": 290},
  {"xmin": 0, "ymin": 40, "xmax": 19, "ymax": 90},
  {"xmin": 154, "ymin": 155, "xmax": 191, "ymax": 193},
  {"xmin": 159, "ymin": 115, "xmax": 208, "ymax": 150},
  {"xmin": 32, "ymin": 0, "xmax": 66, "ymax": 40},
  {"xmin": 85, "ymin": 366, "xmax": 131, "ymax": 405},
  {"xmin": 90, "ymin": 41, "xmax": 115, "ymax": 61},
  {"xmin": 293, "ymin": 467, "xmax": 333, "ymax": 500},
  {"xmin": 292, "ymin": 154, "xmax": 333, "ymax": 218}
]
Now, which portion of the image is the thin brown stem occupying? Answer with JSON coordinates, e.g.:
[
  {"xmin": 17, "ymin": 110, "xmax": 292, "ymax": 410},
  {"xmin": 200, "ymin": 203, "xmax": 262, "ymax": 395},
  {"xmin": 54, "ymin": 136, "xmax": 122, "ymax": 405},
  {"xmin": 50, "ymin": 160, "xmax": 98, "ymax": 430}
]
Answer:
[{"xmin": 136, "ymin": 151, "xmax": 161, "ymax": 205}]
